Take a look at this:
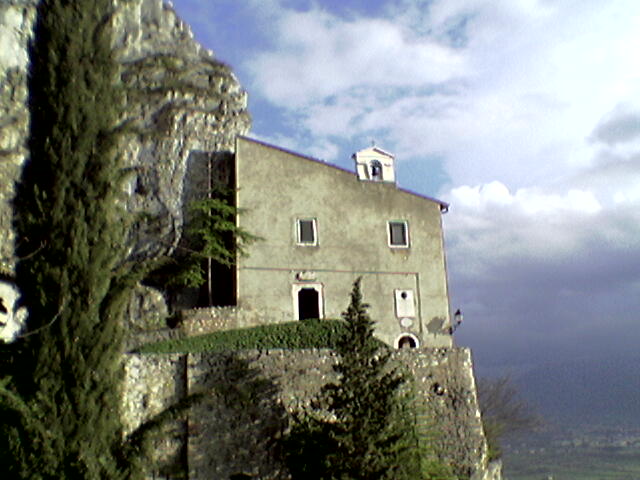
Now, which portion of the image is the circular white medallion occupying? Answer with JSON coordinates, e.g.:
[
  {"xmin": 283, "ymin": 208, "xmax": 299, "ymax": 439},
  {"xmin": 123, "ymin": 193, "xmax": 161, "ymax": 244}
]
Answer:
[{"xmin": 400, "ymin": 317, "xmax": 413, "ymax": 328}]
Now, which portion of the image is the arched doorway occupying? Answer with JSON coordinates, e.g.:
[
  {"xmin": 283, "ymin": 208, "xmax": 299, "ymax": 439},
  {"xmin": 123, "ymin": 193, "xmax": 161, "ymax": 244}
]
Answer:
[{"xmin": 396, "ymin": 334, "xmax": 419, "ymax": 349}]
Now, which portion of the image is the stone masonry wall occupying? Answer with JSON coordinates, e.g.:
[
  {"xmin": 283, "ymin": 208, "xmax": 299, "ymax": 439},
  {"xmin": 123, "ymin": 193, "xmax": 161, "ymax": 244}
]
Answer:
[
  {"xmin": 179, "ymin": 306, "xmax": 270, "ymax": 336},
  {"xmin": 123, "ymin": 348, "xmax": 493, "ymax": 479},
  {"xmin": 122, "ymin": 353, "xmax": 188, "ymax": 476}
]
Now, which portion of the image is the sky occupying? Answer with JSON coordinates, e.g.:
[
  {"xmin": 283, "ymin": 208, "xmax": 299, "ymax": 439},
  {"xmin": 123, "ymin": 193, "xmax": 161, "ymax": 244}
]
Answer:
[{"xmin": 170, "ymin": 0, "xmax": 640, "ymax": 376}]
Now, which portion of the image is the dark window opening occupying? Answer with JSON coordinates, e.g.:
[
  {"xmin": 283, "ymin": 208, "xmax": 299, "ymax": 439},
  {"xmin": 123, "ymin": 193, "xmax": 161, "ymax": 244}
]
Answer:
[
  {"xmin": 196, "ymin": 257, "xmax": 236, "ymax": 307},
  {"xmin": 398, "ymin": 335, "xmax": 417, "ymax": 349},
  {"xmin": 389, "ymin": 221, "xmax": 408, "ymax": 247},
  {"xmin": 370, "ymin": 160, "xmax": 383, "ymax": 181},
  {"xmin": 298, "ymin": 219, "xmax": 316, "ymax": 244},
  {"xmin": 298, "ymin": 288, "xmax": 320, "ymax": 320}
]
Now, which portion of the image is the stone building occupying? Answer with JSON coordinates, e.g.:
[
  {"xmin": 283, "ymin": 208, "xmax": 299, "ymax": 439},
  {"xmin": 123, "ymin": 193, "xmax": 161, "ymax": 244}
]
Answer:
[
  {"xmin": 0, "ymin": 1, "xmax": 500, "ymax": 477},
  {"xmin": 0, "ymin": 0, "xmax": 454, "ymax": 351},
  {"xmin": 183, "ymin": 136, "xmax": 455, "ymax": 349}
]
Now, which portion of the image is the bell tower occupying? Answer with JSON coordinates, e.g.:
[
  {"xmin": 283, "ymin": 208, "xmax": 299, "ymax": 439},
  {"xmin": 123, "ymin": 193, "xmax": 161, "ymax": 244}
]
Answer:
[{"xmin": 352, "ymin": 146, "xmax": 396, "ymax": 184}]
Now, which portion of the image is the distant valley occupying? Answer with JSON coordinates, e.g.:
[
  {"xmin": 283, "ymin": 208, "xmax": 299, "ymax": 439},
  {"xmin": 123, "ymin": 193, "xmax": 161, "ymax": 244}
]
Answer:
[
  {"xmin": 513, "ymin": 354, "xmax": 640, "ymax": 428},
  {"xmin": 497, "ymin": 354, "xmax": 640, "ymax": 479}
]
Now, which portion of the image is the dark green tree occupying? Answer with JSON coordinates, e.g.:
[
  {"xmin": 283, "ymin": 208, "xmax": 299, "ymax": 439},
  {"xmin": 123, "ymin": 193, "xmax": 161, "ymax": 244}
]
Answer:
[
  {"xmin": 286, "ymin": 279, "xmax": 434, "ymax": 479},
  {"xmin": 322, "ymin": 278, "xmax": 408, "ymax": 478},
  {"xmin": 0, "ymin": 1, "xmax": 148, "ymax": 478},
  {"xmin": 165, "ymin": 188, "xmax": 258, "ymax": 300},
  {"xmin": 145, "ymin": 184, "xmax": 259, "ymax": 313}
]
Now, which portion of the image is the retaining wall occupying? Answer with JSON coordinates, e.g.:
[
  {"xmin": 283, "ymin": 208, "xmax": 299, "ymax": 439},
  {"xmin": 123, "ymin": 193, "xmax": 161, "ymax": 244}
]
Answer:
[{"xmin": 123, "ymin": 347, "xmax": 492, "ymax": 479}]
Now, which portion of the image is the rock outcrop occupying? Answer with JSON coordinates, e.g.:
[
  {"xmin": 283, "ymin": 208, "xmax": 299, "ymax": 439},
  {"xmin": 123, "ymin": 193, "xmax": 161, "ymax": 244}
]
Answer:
[
  {"xmin": 0, "ymin": 0, "xmax": 250, "ymax": 342},
  {"xmin": 0, "ymin": 0, "xmax": 35, "ymax": 275},
  {"xmin": 0, "ymin": 0, "xmax": 250, "ymax": 274}
]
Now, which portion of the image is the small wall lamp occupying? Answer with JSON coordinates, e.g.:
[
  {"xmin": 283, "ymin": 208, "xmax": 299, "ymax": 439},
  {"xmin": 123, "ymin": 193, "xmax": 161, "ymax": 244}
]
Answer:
[{"xmin": 449, "ymin": 309, "xmax": 463, "ymax": 334}]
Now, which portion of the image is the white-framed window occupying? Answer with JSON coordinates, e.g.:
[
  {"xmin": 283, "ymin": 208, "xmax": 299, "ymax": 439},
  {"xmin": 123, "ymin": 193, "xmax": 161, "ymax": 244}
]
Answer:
[
  {"xmin": 296, "ymin": 218, "xmax": 318, "ymax": 246},
  {"xmin": 388, "ymin": 220, "xmax": 409, "ymax": 248},
  {"xmin": 292, "ymin": 283, "xmax": 324, "ymax": 320}
]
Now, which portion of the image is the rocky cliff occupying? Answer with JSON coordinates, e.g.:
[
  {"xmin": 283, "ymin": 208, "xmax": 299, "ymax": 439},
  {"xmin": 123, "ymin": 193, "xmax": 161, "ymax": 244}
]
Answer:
[
  {"xmin": 0, "ymin": 0, "xmax": 250, "ymax": 338},
  {"xmin": 0, "ymin": 0, "xmax": 250, "ymax": 276}
]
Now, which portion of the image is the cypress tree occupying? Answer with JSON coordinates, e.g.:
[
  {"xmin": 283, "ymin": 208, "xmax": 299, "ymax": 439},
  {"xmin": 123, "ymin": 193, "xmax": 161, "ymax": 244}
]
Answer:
[
  {"xmin": 1, "ymin": 1, "xmax": 141, "ymax": 477},
  {"xmin": 286, "ymin": 279, "xmax": 426, "ymax": 479},
  {"xmin": 321, "ymin": 278, "xmax": 414, "ymax": 479}
]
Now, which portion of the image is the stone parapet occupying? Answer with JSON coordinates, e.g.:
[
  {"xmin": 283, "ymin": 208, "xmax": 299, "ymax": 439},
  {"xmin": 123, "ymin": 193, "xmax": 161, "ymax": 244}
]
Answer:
[{"xmin": 179, "ymin": 306, "xmax": 275, "ymax": 336}]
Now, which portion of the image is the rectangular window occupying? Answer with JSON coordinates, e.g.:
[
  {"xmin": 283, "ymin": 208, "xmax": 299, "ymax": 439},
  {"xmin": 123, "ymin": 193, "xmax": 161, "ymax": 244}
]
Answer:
[
  {"xmin": 388, "ymin": 221, "xmax": 409, "ymax": 247},
  {"xmin": 297, "ymin": 218, "xmax": 317, "ymax": 245}
]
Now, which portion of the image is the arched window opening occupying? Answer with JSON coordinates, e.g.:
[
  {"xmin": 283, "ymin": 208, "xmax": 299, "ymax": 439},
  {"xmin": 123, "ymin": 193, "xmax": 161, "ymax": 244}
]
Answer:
[{"xmin": 370, "ymin": 160, "xmax": 383, "ymax": 181}]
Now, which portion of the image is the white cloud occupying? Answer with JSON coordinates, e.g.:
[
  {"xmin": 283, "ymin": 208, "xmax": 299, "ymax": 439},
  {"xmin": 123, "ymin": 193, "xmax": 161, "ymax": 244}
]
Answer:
[
  {"xmin": 450, "ymin": 181, "xmax": 602, "ymax": 215},
  {"xmin": 247, "ymin": 8, "xmax": 466, "ymax": 109},
  {"xmin": 241, "ymin": 0, "xmax": 640, "ymax": 194},
  {"xmin": 444, "ymin": 177, "xmax": 640, "ymax": 367}
]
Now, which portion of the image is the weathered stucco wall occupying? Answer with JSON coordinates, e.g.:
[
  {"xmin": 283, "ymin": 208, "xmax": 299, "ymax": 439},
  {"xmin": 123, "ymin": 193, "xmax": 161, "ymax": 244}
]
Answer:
[
  {"xmin": 235, "ymin": 137, "xmax": 453, "ymax": 349},
  {"xmin": 124, "ymin": 347, "xmax": 493, "ymax": 479}
]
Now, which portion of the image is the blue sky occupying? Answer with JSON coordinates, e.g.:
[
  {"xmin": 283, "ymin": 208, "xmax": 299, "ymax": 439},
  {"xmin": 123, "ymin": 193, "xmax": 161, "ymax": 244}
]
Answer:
[{"xmin": 170, "ymin": 0, "xmax": 640, "ymax": 375}]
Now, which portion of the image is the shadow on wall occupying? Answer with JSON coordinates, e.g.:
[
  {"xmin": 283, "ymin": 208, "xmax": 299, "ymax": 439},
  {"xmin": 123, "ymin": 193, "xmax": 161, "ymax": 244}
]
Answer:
[
  {"xmin": 187, "ymin": 352, "xmax": 289, "ymax": 479},
  {"xmin": 175, "ymin": 150, "xmax": 236, "ymax": 309}
]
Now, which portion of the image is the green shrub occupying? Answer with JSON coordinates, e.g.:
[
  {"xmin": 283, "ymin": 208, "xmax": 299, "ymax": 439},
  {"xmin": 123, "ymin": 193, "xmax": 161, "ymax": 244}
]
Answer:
[{"xmin": 136, "ymin": 319, "xmax": 367, "ymax": 353}]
